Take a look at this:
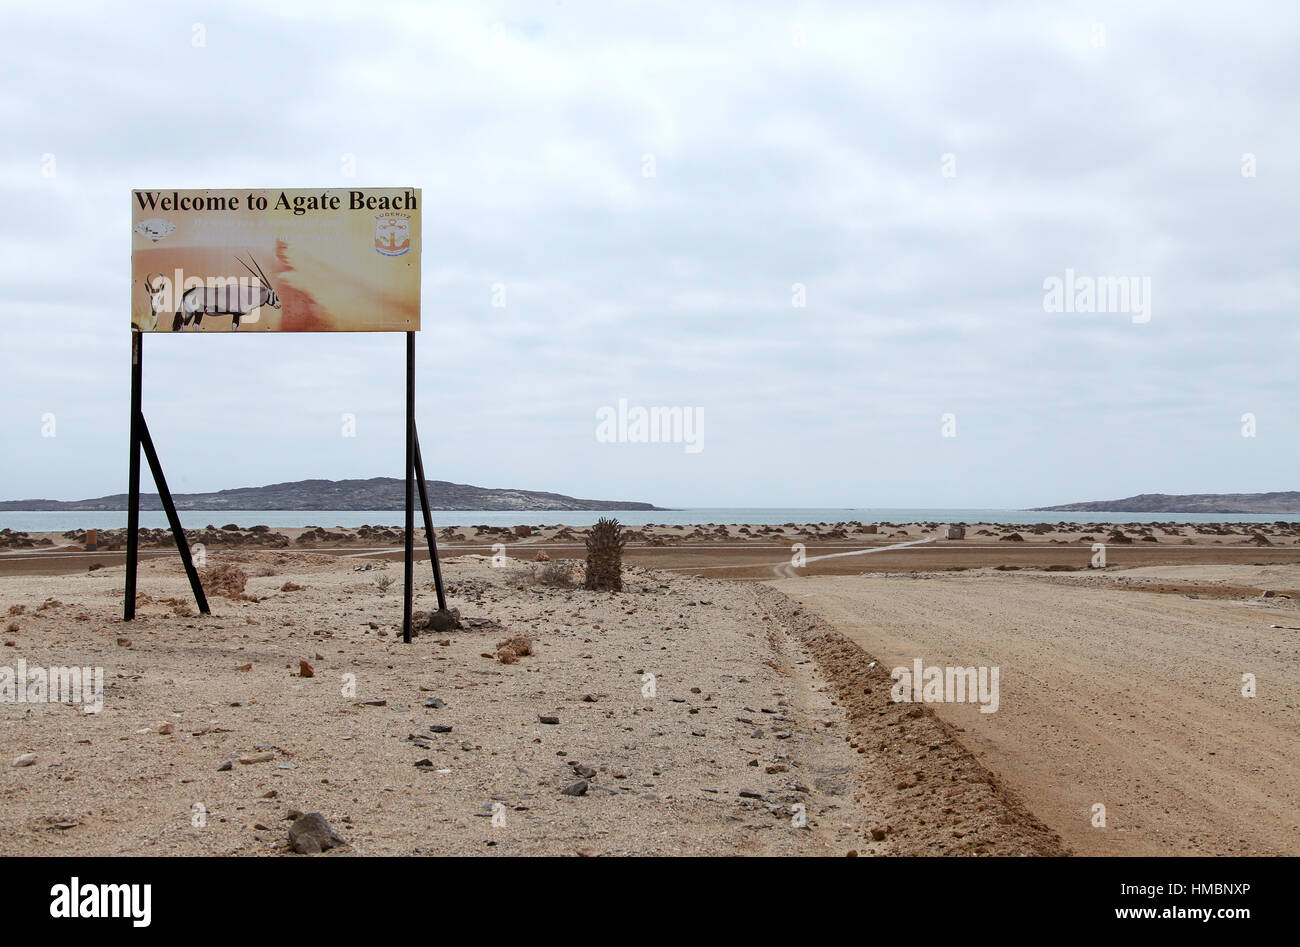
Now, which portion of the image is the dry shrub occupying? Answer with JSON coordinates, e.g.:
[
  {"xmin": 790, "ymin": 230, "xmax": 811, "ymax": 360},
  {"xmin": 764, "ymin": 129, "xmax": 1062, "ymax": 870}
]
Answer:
[
  {"xmin": 536, "ymin": 561, "xmax": 576, "ymax": 588},
  {"xmin": 7, "ymin": 605, "xmax": 25, "ymax": 616},
  {"xmin": 496, "ymin": 634, "xmax": 533, "ymax": 663},
  {"xmin": 584, "ymin": 517, "xmax": 625, "ymax": 591},
  {"xmin": 201, "ymin": 563, "xmax": 249, "ymax": 599},
  {"xmin": 375, "ymin": 575, "xmax": 395, "ymax": 594},
  {"xmin": 505, "ymin": 562, "xmax": 576, "ymax": 589},
  {"xmin": 280, "ymin": 581, "xmax": 304, "ymax": 592},
  {"xmin": 158, "ymin": 597, "xmax": 194, "ymax": 617},
  {"xmin": 534, "ymin": 550, "xmax": 551, "ymax": 562}
]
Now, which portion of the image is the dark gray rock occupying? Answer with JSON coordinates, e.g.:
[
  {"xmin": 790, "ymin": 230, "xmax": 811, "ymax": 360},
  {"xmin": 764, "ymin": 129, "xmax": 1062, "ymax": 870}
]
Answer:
[
  {"xmin": 288, "ymin": 813, "xmax": 346, "ymax": 854},
  {"xmin": 426, "ymin": 608, "xmax": 462, "ymax": 632}
]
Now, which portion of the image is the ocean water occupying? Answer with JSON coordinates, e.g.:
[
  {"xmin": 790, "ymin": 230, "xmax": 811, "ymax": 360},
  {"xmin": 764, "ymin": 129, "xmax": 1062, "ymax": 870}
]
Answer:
[{"xmin": 0, "ymin": 508, "xmax": 1294, "ymax": 533}]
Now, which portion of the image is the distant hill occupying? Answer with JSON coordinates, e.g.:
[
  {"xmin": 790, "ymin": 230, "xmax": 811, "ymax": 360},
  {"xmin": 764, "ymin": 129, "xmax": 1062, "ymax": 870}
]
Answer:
[
  {"xmin": 1031, "ymin": 492, "xmax": 1300, "ymax": 514},
  {"xmin": 0, "ymin": 478, "xmax": 666, "ymax": 512}
]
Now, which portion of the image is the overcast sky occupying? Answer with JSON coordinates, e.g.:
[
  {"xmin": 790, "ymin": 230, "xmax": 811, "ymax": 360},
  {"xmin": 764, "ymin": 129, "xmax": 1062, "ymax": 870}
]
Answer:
[{"xmin": 2, "ymin": 1, "xmax": 1297, "ymax": 509}]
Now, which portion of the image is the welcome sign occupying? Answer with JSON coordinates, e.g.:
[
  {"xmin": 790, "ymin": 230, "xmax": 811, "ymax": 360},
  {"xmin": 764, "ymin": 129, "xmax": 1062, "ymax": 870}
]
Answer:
[{"xmin": 131, "ymin": 187, "xmax": 421, "ymax": 332}]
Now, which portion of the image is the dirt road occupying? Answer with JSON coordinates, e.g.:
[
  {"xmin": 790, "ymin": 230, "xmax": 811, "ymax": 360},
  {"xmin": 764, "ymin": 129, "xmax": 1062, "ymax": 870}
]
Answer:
[{"xmin": 772, "ymin": 566, "xmax": 1300, "ymax": 855}]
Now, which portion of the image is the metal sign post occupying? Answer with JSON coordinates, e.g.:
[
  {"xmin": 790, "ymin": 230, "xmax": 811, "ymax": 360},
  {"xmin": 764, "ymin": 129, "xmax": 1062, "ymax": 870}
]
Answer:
[{"xmin": 123, "ymin": 331, "xmax": 210, "ymax": 620}]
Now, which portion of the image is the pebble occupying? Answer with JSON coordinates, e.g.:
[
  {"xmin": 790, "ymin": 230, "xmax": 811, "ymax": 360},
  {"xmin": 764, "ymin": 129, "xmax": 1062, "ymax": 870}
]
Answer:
[
  {"xmin": 538, "ymin": 715, "xmax": 560, "ymax": 725},
  {"xmin": 561, "ymin": 780, "xmax": 589, "ymax": 796},
  {"xmin": 11, "ymin": 753, "xmax": 36, "ymax": 767}
]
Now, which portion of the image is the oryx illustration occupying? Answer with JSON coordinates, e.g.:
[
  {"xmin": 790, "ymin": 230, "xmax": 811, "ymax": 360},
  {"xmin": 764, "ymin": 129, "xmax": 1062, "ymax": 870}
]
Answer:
[
  {"xmin": 142, "ymin": 272, "xmax": 167, "ymax": 330},
  {"xmin": 173, "ymin": 255, "xmax": 280, "ymax": 331}
]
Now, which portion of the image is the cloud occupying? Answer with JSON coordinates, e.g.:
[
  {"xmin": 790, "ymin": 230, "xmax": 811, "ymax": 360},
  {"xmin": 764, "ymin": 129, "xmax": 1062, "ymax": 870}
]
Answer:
[{"xmin": 1, "ymin": 0, "xmax": 1297, "ymax": 508}]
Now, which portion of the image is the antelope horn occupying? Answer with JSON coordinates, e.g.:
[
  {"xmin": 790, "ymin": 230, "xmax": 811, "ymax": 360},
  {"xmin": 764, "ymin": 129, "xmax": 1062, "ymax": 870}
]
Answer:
[
  {"xmin": 251, "ymin": 256, "xmax": 272, "ymax": 288},
  {"xmin": 235, "ymin": 255, "xmax": 262, "ymax": 284}
]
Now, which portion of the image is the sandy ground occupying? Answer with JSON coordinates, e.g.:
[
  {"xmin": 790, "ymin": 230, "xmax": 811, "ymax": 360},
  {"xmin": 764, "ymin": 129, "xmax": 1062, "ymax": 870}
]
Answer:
[
  {"xmin": 4, "ymin": 520, "xmax": 1296, "ymax": 857},
  {"xmin": 0, "ymin": 551, "xmax": 1060, "ymax": 856},
  {"xmin": 773, "ymin": 565, "xmax": 1300, "ymax": 856}
]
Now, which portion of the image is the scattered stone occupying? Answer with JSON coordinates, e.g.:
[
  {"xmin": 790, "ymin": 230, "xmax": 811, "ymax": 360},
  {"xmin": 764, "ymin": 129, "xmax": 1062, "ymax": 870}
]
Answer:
[
  {"xmin": 427, "ymin": 608, "xmax": 462, "ymax": 633},
  {"xmin": 429, "ymin": 724, "xmax": 453, "ymax": 734},
  {"xmin": 116, "ymin": 638, "xmax": 132, "ymax": 648},
  {"xmin": 238, "ymin": 752, "xmax": 276, "ymax": 765},
  {"xmin": 423, "ymin": 697, "xmax": 445, "ymax": 709},
  {"xmin": 217, "ymin": 761, "xmax": 232, "ymax": 772},
  {"xmin": 299, "ymin": 660, "xmax": 314, "ymax": 678},
  {"xmin": 361, "ymin": 699, "xmax": 387, "ymax": 707},
  {"xmin": 496, "ymin": 635, "xmax": 533, "ymax": 663},
  {"xmin": 870, "ymin": 826, "xmax": 888, "ymax": 841},
  {"xmin": 12, "ymin": 753, "xmax": 37, "ymax": 767},
  {"xmin": 538, "ymin": 715, "xmax": 560, "ymax": 725},
  {"xmin": 158, "ymin": 724, "xmax": 174, "ymax": 735},
  {"xmin": 561, "ymin": 780, "xmax": 589, "ymax": 796},
  {"xmin": 571, "ymin": 763, "xmax": 597, "ymax": 779},
  {"xmin": 738, "ymin": 790, "xmax": 763, "ymax": 800},
  {"xmin": 288, "ymin": 813, "xmax": 346, "ymax": 854}
]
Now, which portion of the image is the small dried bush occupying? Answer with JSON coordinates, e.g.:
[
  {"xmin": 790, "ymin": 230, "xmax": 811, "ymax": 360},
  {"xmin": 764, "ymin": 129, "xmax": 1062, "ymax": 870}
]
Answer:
[{"xmin": 201, "ymin": 563, "xmax": 249, "ymax": 599}]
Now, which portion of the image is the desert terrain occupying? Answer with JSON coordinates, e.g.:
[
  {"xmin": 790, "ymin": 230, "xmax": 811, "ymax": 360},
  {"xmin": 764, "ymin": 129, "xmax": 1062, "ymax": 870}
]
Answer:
[{"xmin": 2, "ymin": 518, "xmax": 1296, "ymax": 856}]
